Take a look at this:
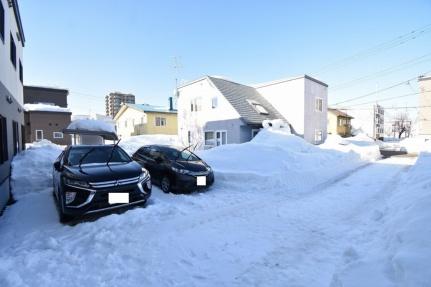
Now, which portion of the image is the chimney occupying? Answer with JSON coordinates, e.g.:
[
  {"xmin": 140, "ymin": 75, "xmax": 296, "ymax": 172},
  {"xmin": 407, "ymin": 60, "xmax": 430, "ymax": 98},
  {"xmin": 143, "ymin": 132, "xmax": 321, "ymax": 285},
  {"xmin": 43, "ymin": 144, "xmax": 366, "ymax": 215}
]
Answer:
[{"xmin": 169, "ymin": 97, "xmax": 173, "ymax": 111}]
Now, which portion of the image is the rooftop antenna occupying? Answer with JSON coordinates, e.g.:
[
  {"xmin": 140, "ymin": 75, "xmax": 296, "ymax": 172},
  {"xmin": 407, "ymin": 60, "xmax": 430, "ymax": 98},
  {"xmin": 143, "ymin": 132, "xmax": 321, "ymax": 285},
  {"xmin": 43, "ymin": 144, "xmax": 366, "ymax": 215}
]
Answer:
[{"xmin": 172, "ymin": 56, "xmax": 183, "ymax": 90}]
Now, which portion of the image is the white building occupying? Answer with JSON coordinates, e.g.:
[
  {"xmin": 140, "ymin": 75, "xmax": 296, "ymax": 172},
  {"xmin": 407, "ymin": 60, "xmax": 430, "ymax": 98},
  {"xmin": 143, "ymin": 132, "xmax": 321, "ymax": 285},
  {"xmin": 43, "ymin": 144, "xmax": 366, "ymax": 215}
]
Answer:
[
  {"xmin": 0, "ymin": 0, "xmax": 25, "ymax": 213},
  {"xmin": 177, "ymin": 75, "xmax": 328, "ymax": 149},
  {"xmin": 254, "ymin": 75, "xmax": 328, "ymax": 144},
  {"xmin": 349, "ymin": 104, "xmax": 385, "ymax": 139},
  {"xmin": 418, "ymin": 76, "xmax": 431, "ymax": 139}
]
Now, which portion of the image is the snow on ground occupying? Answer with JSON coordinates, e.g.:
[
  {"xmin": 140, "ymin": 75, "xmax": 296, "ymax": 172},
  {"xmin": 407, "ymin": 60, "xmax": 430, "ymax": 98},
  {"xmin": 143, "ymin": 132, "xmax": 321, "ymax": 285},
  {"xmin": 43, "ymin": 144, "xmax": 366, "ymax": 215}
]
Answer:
[
  {"xmin": 321, "ymin": 133, "xmax": 381, "ymax": 161},
  {"xmin": 24, "ymin": 103, "xmax": 71, "ymax": 113},
  {"xmin": 377, "ymin": 137, "xmax": 431, "ymax": 154},
  {"xmin": 119, "ymin": 134, "xmax": 180, "ymax": 155},
  {"xmin": 0, "ymin": 131, "xmax": 428, "ymax": 286},
  {"xmin": 67, "ymin": 119, "xmax": 116, "ymax": 133}
]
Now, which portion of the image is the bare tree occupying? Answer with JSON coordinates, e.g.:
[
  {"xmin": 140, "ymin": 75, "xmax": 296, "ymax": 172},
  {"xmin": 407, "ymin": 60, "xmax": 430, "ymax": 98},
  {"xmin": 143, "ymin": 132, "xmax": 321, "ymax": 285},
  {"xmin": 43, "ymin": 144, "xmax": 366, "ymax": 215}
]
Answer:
[{"xmin": 392, "ymin": 112, "xmax": 411, "ymax": 139}]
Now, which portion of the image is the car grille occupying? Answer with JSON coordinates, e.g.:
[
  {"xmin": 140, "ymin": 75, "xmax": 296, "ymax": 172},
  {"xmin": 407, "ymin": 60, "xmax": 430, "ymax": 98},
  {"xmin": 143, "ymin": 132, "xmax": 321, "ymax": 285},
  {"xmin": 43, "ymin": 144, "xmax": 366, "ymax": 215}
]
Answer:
[
  {"xmin": 88, "ymin": 188, "xmax": 146, "ymax": 211},
  {"xmin": 89, "ymin": 176, "xmax": 140, "ymax": 189}
]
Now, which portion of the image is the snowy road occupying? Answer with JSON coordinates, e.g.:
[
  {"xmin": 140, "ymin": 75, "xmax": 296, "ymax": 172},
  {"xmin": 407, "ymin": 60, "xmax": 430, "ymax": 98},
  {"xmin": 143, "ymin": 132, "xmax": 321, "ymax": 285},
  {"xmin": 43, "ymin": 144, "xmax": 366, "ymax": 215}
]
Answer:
[{"xmin": 0, "ymin": 156, "xmax": 416, "ymax": 287}]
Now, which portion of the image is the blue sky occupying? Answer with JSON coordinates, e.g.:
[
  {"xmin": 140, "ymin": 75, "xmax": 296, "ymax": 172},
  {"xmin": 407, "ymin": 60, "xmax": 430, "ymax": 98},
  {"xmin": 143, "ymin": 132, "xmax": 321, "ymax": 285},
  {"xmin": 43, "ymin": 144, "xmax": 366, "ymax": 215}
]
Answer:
[{"xmin": 20, "ymin": 0, "xmax": 431, "ymax": 117}]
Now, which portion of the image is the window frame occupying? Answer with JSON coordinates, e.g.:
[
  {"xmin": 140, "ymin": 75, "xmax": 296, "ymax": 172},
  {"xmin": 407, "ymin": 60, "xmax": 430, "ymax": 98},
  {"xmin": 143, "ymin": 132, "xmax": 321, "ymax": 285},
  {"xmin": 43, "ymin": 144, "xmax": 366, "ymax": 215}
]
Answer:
[
  {"xmin": 35, "ymin": 129, "xmax": 44, "ymax": 141},
  {"xmin": 19, "ymin": 59, "xmax": 23, "ymax": 83},
  {"xmin": 315, "ymin": 97, "xmax": 323, "ymax": 112},
  {"xmin": 155, "ymin": 117, "xmax": 167, "ymax": 127},
  {"xmin": 10, "ymin": 33, "xmax": 16, "ymax": 68},
  {"xmin": 12, "ymin": 121, "xmax": 19, "ymax": 155},
  {"xmin": 0, "ymin": 1, "xmax": 4, "ymax": 43},
  {"xmin": 211, "ymin": 97, "xmax": 218, "ymax": 109},
  {"xmin": 53, "ymin": 132, "xmax": 64, "ymax": 139},
  {"xmin": 0, "ymin": 115, "xmax": 8, "ymax": 164},
  {"xmin": 314, "ymin": 129, "xmax": 323, "ymax": 144},
  {"xmin": 251, "ymin": 128, "xmax": 261, "ymax": 138}
]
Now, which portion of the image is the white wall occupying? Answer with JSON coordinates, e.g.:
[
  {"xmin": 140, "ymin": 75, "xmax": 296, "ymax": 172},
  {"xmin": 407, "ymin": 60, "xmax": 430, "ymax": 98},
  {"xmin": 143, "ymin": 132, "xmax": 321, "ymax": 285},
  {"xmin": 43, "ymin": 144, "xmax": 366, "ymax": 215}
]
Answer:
[
  {"xmin": 256, "ymin": 78, "xmax": 305, "ymax": 135},
  {"xmin": 116, "ymin": 108, "xmax": 147, "ymax": 138},
  {"xmin": 0, "ymin": 0, "xmax": 24, "ymax": 104},
  {"xmin": 177, "ymin": 78, "xmax": 241, "ymax": 148},
  {"xmin": 304, "ymin": 78, "xmax": 328, "ymax": 143}
]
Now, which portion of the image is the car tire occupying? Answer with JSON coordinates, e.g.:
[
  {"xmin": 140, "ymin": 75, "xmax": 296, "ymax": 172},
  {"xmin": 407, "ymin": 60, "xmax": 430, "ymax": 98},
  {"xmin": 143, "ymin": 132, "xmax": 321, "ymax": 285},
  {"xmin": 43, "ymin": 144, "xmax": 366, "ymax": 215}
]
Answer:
[{"xmin": 161, "ymin": 176, "xmax": 171, "ymax": 193}]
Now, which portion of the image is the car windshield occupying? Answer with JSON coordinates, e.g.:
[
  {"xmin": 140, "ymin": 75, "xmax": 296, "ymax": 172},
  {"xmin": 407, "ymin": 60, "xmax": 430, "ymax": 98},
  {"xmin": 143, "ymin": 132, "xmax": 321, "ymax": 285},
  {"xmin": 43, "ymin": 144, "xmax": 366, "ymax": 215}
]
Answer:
[
  {"xmin": 162, "ymin": 147, "xmax": 200, "ymax": 161},
  {"xmin": 67, "ymin": 146, "xmax": 131, "ymax": 166}
]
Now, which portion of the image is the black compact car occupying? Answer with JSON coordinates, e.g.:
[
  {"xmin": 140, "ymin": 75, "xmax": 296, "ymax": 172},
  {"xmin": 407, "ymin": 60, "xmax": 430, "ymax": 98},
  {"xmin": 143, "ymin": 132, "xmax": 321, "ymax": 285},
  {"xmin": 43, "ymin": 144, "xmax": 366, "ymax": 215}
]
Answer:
[
  {"xmin": 53, "ymin": 144, "xmax": 152, "ymax": 222},
  {"xmin": 132, "ymin": 145, "xmax": 214, "ymax": 193}
]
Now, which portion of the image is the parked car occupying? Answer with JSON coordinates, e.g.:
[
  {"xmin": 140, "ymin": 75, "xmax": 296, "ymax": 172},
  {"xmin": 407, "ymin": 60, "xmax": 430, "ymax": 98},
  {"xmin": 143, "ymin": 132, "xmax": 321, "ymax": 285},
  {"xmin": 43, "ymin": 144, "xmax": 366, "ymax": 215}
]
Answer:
[
  {"xmin": 53, "ymin": 144, "xmax": 152, "ymax": 223},
  {"xmin": 132, "ymin": 145, "xmax": 214, "ymax": 193}
]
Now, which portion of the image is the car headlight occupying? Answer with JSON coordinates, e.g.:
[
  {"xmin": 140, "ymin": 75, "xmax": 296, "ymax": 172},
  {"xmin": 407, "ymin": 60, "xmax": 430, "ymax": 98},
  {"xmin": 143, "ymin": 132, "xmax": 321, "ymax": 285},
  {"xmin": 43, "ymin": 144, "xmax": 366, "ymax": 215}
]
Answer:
[
  {"xmin": 64, "ymin": 178, "xmax": 90, "ymax": 188},
  {"xmin": 139, "ymin": 168, "xmax": 150, "ymax": 181},
  {"xmin": 65, "ymin": 192, "xmax": 76, "ymax": 204},
  {"xmin": 171, "ymin": 166, "xmax": 190, "ymax": 174}
]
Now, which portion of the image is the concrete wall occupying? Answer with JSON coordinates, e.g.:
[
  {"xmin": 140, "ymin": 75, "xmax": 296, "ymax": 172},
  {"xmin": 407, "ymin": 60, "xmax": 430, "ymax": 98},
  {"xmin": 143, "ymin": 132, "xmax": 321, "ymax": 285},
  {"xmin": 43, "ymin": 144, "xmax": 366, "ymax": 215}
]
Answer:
[
  {"xmin": 0, "ymin": 0, "xmax": 25, "ymax": 212},
  {"xmin": 177, "ymin": 78, "xmax": 242, "ymax": 149},
  {"xmin": 418, "ymin": 77, "xmax": 431, "ymax": 137},
  {"xmin": 24, "ymin": 86, "xmax": 68, "ymax": 107},
  {"xmin": 24, "ymin": 111, "xmax": 72, "ymax": 145}
]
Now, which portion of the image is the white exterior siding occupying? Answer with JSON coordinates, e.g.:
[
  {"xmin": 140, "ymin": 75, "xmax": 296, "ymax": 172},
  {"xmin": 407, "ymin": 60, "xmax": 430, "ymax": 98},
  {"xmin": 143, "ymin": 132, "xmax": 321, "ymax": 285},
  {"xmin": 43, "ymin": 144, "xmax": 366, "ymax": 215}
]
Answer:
[
  {"xmin": 0, "ymin": 0, "xmax": 24, "ymax": 105},
  {"xmin": 115, "ymin": 108, "xmax": 147, "ymax": 138},
  {"xmin": 256, "ymin": 76, "xmax": 328, "ymax": 143},
  {"xmin": 418, "ymin": 76, "xmax": 431, "ymax": 137},
  {"xmin": 177, "ymin": 78, "xmax": 241, "ymax": 147}
]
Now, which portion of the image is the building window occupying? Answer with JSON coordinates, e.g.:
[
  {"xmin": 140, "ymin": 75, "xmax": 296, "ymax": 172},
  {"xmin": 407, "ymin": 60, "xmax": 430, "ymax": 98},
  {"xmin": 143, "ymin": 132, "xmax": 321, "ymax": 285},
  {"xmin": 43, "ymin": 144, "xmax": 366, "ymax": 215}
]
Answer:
[
  {"xmin": 204, "ymin": 131, "xmax": 215, "ymax": 146},
  {"xmin": 12, "ymin": 121, "xmax": 19, "ymax": 155},
  {"xmin": 188, "ymin": 131, "xmax": 191, "ymax": 144},
  {"xmin": 215, "ymin": 131, "xmax": 227, "ymax": 146},
  {"xmin": 315, "ymin": 98, "xmax": 323, "ymax": 112},
  {"xmin": 191, "ymin": 98, "xmax": 202, "ymax": 112},
  {"xmin": 212, "ymin": 97, "xmax": 218, "ymax": 109},
  {"xmin": 35, "ymin": 130, "xmax": 44, "ymax": 141},
  {"xmin": 0, "ymin": 1, "xmax": 4, "ymax": 42},
  {"xmin": 205, "ymin": 131, "xmax": 227, "ymax": 147},
  {"xmin": 248, "ymin": 100, "xmax": 268, "ymax": 115},
  {"xmin": 53, "ymin": 132, "xmax": 64, "ymax": 139},
  {"xmin": 314, "ymin": 129, "xmax": 323, "ymax": 144},
  {"xmin": 0, "ymin": 115, "xmax": 8, "ymax": 164},
  {"xmin": 10, "ymin": 33, "xmax": 16, "ymax": 68},
  {"xmin": 155, "ymin": 117, "xmax": 166, "ymax": 127},
  {"xmin": 19, "ymin": 60, "xmax": 23, "ymax": 83},
  {"xmin": 21, "ymin": 125, "xmax": 25, "ymax": 151},
  {"xmin": 251, "ymin": 129, "xmax": 260, "ymax": 138}
]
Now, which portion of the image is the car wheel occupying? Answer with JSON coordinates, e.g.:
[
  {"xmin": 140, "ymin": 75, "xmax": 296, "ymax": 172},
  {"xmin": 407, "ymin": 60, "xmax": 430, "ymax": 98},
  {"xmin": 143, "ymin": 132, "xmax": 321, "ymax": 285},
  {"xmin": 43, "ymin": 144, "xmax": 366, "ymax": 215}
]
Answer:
[{"xmin": 161, "ymin": 176, "xmax": 171, "ymax": 193}]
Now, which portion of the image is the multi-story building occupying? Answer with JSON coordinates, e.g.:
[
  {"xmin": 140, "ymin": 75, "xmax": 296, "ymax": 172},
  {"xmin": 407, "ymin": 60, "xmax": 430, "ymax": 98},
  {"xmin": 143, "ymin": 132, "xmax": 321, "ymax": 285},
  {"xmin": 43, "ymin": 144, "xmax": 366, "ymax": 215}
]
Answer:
[
  {"xmin": 327, "ymin": 108, "xmax": 354, "ymax": 137},
  {"xmin": 23, "ymin": 86, "xmax": 72, "ymax": 145},
  {"xmin": 105, "ymin": 92, "xmax": 135, "ymax": 118},
  {"xmin": 418, "ymin": 76, "xmax": 431, "ymax": 139},
  {"xmin": 0, "ymin": 0, "xmax": 25, "ymax": 213},
  {"xmin": 350, "ymin": 104, "xmax": 385, "ymax": 140}
]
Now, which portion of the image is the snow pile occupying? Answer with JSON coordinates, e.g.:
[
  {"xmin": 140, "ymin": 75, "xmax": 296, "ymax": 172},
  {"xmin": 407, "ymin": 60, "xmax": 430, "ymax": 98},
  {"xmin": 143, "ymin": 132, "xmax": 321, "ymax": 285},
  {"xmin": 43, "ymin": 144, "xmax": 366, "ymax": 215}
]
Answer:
[
  {"xmin": 11, "ymin": 140, "xmax": 63, "ymax": 198},
  {"xmin": 67, "ymin": 119, "xmax": 116, "ymax": 134},
  {"xmin": 120, "ymin": 134, "xmax": 180, "ymax": 155},
  {"xmin": 24, "ymin": 103, "xmax": 70, "ymax": 113},
  {"xmin": 321, "ymin": 133, "xmax": 381, "ymax": 161},
  {"xmin": 333, "ymin": 152, "xmax": 431, "ymax": 286},
  {"xmin": 398, "ymin": 137, "xmax": 431, "ymax": 154}
]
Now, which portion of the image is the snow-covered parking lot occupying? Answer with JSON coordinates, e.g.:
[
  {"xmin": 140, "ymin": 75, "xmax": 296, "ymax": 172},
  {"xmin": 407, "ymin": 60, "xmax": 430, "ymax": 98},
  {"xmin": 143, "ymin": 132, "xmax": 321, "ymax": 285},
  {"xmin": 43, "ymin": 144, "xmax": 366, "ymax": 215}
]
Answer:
[{"xmin": 0, "ymin": 130, "xmax": 430, "ymax": 286}]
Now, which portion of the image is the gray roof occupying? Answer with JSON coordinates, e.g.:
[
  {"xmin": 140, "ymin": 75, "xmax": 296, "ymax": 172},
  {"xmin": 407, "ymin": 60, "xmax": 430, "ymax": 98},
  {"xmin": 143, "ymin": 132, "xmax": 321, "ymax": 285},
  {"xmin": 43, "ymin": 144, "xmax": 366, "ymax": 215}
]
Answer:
[{"xmin": 208, "ymin": 76, "xmax": 286, "ymax": 125}]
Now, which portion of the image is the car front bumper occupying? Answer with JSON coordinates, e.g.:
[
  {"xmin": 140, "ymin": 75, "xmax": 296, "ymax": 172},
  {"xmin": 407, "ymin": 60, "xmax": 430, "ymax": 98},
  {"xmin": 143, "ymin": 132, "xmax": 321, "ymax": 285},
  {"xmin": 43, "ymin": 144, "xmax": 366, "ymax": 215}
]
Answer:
[{"xmin": 172, "ymin": 171, "xmax": 215, "ymax": 192}]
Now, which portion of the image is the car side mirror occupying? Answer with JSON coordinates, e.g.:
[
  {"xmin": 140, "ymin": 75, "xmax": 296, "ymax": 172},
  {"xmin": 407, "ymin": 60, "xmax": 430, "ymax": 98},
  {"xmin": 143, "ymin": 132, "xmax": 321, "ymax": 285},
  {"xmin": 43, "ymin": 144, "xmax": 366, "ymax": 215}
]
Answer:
[{"xmin": 54, "ymin": 161, "xmax": 62, "ymax": 171}]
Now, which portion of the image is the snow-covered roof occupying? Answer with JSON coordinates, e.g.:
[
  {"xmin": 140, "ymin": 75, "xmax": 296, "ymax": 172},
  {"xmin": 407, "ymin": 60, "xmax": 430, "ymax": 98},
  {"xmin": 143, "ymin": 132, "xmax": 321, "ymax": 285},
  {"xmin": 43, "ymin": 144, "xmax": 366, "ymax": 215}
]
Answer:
[
  {"xmin": 66, "ymin": 119, "xmax": 116, "ymax": 134},
  {"xmin": 24, "ymin": 103, "xmax": 71, "ymax": 113}
]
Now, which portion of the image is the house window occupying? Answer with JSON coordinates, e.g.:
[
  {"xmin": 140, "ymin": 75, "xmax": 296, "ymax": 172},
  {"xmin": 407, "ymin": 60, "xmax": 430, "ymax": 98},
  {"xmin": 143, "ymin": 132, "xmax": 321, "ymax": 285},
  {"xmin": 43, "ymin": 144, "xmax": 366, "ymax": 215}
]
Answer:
[
  {"xmin": 212, "ymin": 97, "xmax": 218, "ymax": 109},
  {"xmin": 12, "ymin": 121, "xmax": 19, "ymax": 155},
  {"xmin": 204, "ymin": 131, "xmax": 215, "ymax": 146},
  {"xmin": 191, "ymin": 98, "xmax": 202, "ymax": 112},
  {"xmin": 314, "ymin": 129, "xmax": 323, "ymax": 144},
  {"xmin": 10, "ymin": 33, "xmax": 16, "ymax": 68},
  {"xmin": 35, "ymin": 130, "xmax": 44, "ymax": 141},
  {"xmin": 0, "ymin": 115, "xmax": 8, "ymax": 164},
  {"xmin": 205, "ymin": 131, "xmax": 227, "ymax": 147},
  {"xmin": 188, "ymin": 131, "xmax": 191, "ymax": 144},
  {"xmin": 19, "ymin": 60, "xmax": 23, "ymax": 83},
  {"xmin": 155, "ymin": 117, "xmax": 166, "ymax": 127},
  {"xmin": 248, "ymin": 100, "xmax": 268, "ymax": 115},
  {"xmin": 251, "ymin": 129, "xmax": 260, "ymax": 138},
  {"xmin": 53, "ymin": 132, "xmax": 64, "ymax": 139},
  {"xmin": 0, "ymin": 1, "xmax": 4, "ymax": 42},
  {"xmin": 315, "ymin": 98, "xmax": 323, "ymax": 112},
  {"xmin": 21, "ymin": 125, "xmax": 25, "ymax": 151},
  {"xmin": 215, "ymin": 131, "xmax": 227, "ymax": 146}
]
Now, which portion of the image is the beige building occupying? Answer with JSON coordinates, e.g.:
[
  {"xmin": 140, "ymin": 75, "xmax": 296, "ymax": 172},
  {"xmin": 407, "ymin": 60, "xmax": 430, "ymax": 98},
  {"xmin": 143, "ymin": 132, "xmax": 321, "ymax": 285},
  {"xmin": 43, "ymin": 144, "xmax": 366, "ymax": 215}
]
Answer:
[
  {"xmin": 327, "ymin": 108, "xmax": 353, "ymax": 137},
  {"xmin": 114, "ymin": 101, "xmax": 177, "ymax": 138},
  {"xmin": 105, "ymin": 92, "xmax": 135, "ymax": 118},
  {"xmin": 418, "ymin": 76, "xmax": 431, "ymax": 138}
]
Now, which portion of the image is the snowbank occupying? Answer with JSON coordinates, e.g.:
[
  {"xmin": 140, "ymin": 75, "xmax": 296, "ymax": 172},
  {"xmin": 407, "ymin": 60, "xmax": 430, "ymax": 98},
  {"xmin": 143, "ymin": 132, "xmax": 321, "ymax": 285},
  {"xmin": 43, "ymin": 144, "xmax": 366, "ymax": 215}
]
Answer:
[
  {"xmin": 333, "ymin": 152, "xmax": 431, "ymax": 286},
  {"xmin": 11, "ymin": 140, "xmax": 64, "ymax": 198},
  {"xmin": 119, "ymin": 134, "xmax": 180, "ymax": 155},
  {"xmin": 24, "ymin": 103, "xmax": 70, "ymax": 113},
  {"xmin": 321, "ymin": 133, "xmax": 381, "ymax": 161},
  {"xmin": 67, "ymin": 119, "xmax": 116, "ymax": 134}
]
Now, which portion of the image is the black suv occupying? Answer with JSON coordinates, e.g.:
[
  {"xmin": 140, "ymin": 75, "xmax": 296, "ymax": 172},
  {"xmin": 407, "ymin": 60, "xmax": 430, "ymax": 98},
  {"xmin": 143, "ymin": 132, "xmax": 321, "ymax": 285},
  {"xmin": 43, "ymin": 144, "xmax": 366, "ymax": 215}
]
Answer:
[
  {"xmin": 53, "ymin": 144, "xmax": 151, "ymax": 222},
  {"xmin": 132, "ymin": 145, "xmax": 214, "ymax": 193}
]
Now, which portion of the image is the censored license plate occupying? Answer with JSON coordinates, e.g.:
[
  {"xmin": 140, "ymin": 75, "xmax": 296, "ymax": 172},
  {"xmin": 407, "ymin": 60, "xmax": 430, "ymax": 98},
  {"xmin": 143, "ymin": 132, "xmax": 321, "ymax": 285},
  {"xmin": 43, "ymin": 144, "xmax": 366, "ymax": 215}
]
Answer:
[
  {"xmin": 197, "ymin": 176, "xmax": 207, "ymax": 186},
  {"xmin": 108, "ymin": 193, "xmax": 129, "ymax": 204}
]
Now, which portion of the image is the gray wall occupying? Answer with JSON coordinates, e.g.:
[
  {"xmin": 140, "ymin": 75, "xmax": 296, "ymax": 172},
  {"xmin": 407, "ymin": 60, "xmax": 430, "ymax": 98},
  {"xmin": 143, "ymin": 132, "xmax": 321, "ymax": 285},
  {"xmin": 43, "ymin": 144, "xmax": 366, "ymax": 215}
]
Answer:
[
  {"xmin": 203, "ymin": 118, "xmax": 254, "ymax": 144},
  {"xmin": 0, "ymin": 81, "xmax": 25, "ymax": 213},
  {"xmin": 24, "ymin": 86, "xmax": 68, "ymax": 108}
]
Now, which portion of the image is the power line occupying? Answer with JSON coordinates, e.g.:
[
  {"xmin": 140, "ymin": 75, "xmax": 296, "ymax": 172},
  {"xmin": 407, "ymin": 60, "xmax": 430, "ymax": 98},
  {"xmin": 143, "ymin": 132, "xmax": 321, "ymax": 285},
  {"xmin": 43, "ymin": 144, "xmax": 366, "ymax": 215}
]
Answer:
[
  {"xmin": 339, "ymin": 105, "xmax": 431, "ymax": 111},
  {"xmin": 332, "ymin": 71, "xmax": 431, "ymax": 106},
  {"xmin": 314, "ymin": 23, "xmax": 431, "ymax": 75},
  {"xmin": 341, "ymin": 90, "xmax": 431, "ymax": 107},
  {"xmin": 330, "ymin": 52, "xmax": 431, "ymax": 91}
]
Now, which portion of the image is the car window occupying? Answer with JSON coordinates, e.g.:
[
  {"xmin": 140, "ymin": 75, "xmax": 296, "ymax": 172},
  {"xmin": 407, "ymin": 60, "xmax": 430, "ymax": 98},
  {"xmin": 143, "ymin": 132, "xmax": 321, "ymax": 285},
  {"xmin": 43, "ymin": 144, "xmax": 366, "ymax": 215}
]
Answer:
[
  {"xmin": 67, "ymin": 146, "xmax": 131, "ymax": 166},
  {"xmin": 148, "ymin": 148, "xmax": 162, "ymax": 161},
  {"xmin": 178, "ymin": 150, "xmax": 200, "ymax": 161}
]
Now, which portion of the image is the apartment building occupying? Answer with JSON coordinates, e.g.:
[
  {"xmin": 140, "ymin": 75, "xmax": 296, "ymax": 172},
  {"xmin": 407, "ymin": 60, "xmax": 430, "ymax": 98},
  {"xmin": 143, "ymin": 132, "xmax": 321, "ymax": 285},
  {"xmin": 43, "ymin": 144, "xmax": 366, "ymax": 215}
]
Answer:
[
  {"xmin": 105, "ymin": 92, "xmax": 135, "ymax": 118},
  {"xmin": 0, "ymin": 0, "xmax": 25, "ymax": 213}
]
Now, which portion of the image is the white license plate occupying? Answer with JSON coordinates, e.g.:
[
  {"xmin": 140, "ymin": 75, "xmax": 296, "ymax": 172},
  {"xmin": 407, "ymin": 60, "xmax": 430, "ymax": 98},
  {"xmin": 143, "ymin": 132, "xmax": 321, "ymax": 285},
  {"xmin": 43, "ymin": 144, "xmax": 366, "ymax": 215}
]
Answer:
[
  {"xmin": 108, "ymin": 193, "xmax": 129, "ymax": 204},
  {"xmin": 197, "ymin": 176, "xmax": 206, "ymax": 186}
]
